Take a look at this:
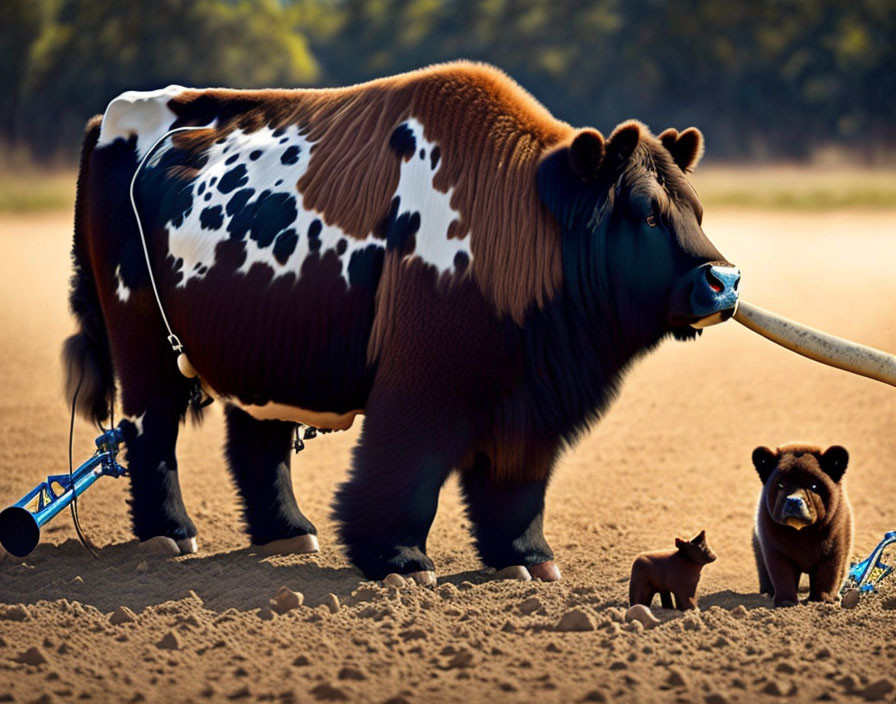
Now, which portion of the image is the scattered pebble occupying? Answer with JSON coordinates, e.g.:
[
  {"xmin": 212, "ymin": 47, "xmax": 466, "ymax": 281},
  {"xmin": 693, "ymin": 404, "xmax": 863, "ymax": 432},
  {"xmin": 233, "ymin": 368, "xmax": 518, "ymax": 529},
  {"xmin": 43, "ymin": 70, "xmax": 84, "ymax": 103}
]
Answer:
[
  {"xmin": 624, "ymin": 604, "xmax": 660, "ymax": 629},
  {"xmin": 324, "ymin": 594, "xmax": 340, "ymax": 614},
  {"xmin": 383, "ymin": 573, "xmax": 406, "ymax": 588},
  {"xmin": 109, "ymin": 606, "xmax": 137, "ymax": 625},
  {"xmin": 446, "ymin": 650, "xmax": 474, "ymax": 669},
  {"xmin": 556, "ymin": 609, "xmax": 596, "ymax": 632},
  {"xmin": 858, "ymin": 679, "xmax": 894, "ymax": 701},
  {"xmin": 519, "ymin": 597, "xmax": 544, "ymax": 615},
  {"xmin": 666, "ymin": 668, "xmax": 688, "ymax": 688},
  {"xmin": 841, "ymin": 589, "xmax": 860, "ymax": 609},
  {"xmin": 0, "ymin": 604, "xmax": 28, "ymax": 621},
  {"xmin": 270, "ymin": 587, "xmax": 304, "ymax": 615},
  {"xmin": 15, "ymin": 646, "xmax": 48, "ymax": 665},
  {"xmin": 135, "ymin": 561, "xmax": 149, "ymax": 573},
  {"xmin": 337, "ymin": 666, "xmax": 366, "ymax": 681},
  {"xmin": 309, "ymin": 683, "xmax": 347, "ymax": 701},
  {"xmin": 156, "ymin": 631, "xmax": 181, "ymax": 651},
  {"xmin": 729, "ymin": 605, "xmax": 748, "ymax": 618}
]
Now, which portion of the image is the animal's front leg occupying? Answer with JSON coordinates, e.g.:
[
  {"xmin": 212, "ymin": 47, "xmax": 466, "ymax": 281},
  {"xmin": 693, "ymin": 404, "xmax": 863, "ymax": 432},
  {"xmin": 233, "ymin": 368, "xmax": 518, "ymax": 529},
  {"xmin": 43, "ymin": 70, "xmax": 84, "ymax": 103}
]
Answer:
[
  {"xmin": 808, "ymin": 557, "xmax": 845, "ymax": 603},
  {"xmin": 762, "ymin": 548, "xmax": 800, "ymax": 607},
  {"xmin": 224, "ymin": 405, "xmax": 317, "ymax": 554},
  {"xmin": 459, "ymin": 452, "xmax": 559, "ymax": 581},
  {"xmin": 332, "ymin": 389, "xmax": 467, "ymax": 584}
]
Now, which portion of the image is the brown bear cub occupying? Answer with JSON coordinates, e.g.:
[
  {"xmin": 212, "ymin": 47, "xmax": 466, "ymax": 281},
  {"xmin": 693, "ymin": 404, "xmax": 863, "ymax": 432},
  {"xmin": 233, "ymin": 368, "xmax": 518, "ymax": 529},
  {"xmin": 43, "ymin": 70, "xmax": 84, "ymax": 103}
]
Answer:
[
  {"xmin": 752, "ymin": 444, "xmax": 853, "ymax": 607},
  {"xmin": 629, "ymin": 531, "xmax": 717, "ymax": 610}
]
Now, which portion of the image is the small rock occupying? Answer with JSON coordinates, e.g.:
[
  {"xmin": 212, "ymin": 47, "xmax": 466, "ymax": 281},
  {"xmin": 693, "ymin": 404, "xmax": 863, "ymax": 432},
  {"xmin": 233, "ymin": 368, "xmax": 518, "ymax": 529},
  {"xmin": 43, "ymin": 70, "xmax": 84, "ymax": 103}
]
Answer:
[
  {"xmin": 309, "ymin": 683, "xmax": 347, "ymax": 701},
  {"xmin": 0, "ymin": 604, "xmax": 28, "ymax": 621},
  {"xmin": 324, "ymin": 594, "xmax": 340, "ymax": 614},
  {"xmin": 72, "ymin": 575, "xmax": 84, "ymax": 584},
  {"xmin": 135, "ymin": 560, "xmax": 149, "ymax": 573},
  {"xmin": 337, "ymin": 666, "xmax": 365, "ymax": 681},
  {"xmin": 292, "ymin": 655, "xmax": 310, "ymax": 667},
  {"xmin": 383, "ymin": 573, "xmax": 406, "ymax": 588},
  {"xmin": 519, "ymin": 597, "xmax": 544, "ymax": 615},
  {"xmin": 841, "ymin": 588, "xmax": 860, "ymax": 609},
  {"xmin": 446, "ymin": 650, "xmax": 474, "ymax": 668},
  {"xmin": 157, "ymin": 631, "xmax": 181, "ymax": 651},
  {"xmin": 110, "ymin": 606, "xmax": 137, "ymax": 625},
  {"xmin": 762, "ymin": 681, "xmax": 786, "ymax": 696},
  {"xmin": 666, "ymin": 668, "xmax": 688, "ymax": 688},
  {"xmin": 729, "ymin": 605, "xmax": 748, "ymax": 618},
  {"xmin": 556, "ymin": 609, "xmax": 596, "ymax": 632},
  {"xmin": 624, "ymin": 604, "xmax": 660, "ymax": 629},
  {"xmin": 16, "ymin": 646, "xmax": 48, "ymax": 665},
  {"xmin": 858, "ymin": 679, "xmax": 894, "ymax": 701},
  {"xmin": 270, "ymin": 586, "xmax": 304, "ymax": 615}
]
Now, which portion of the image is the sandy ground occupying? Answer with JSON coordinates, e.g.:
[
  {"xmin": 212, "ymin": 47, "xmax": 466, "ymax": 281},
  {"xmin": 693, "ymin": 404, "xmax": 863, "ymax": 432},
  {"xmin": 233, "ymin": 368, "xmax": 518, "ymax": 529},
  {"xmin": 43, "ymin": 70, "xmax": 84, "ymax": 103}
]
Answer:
[{"xmin": 1, "ymin": 208, "xmax": 895, "ymax": 704}]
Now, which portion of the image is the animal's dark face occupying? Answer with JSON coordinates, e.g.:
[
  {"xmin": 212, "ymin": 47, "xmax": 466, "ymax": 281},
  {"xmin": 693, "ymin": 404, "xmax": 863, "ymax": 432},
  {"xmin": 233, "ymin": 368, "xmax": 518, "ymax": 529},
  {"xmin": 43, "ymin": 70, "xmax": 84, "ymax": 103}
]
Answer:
[
  {"xmin": 753, "ymin": 445, "xmax": 849, "ymax": 530},
  {"xmin": 537, "ymin": 122, "xmax": 739, "ymax": 347},
  {"xmin": 675, "ymin": 530, "xmax": 718, "ymax": 565}
]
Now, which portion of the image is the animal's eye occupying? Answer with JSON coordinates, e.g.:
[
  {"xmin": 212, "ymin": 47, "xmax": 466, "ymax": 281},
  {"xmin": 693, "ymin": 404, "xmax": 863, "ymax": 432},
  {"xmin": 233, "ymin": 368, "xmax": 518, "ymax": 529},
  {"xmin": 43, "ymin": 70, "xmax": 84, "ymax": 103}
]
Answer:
[
  {"xmin": 810, "ymin": 483, "xmax": 818, "ymax": 491},
  {"xmin": 777, "ymin": 483, "xmax": 784, "ymax": 490},
  {"xmin": 646, "ymin": 213, "xmax": 657, "ymax": 227}
]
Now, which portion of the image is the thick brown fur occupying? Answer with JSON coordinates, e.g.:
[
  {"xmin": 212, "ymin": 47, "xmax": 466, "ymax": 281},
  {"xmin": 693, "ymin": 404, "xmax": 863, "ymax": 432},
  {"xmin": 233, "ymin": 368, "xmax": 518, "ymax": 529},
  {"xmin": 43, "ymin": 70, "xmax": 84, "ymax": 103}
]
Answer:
[
  {"xmin": 629, "ymin": 530, "xmax": 717, "ymax": 610},
  {"xmin": 167, "ymin": 61, "xmax": 572, "ymax": 340},
  {"xmin": 752, "ymin": 444, "xmax": 853, "ymax": 606}
]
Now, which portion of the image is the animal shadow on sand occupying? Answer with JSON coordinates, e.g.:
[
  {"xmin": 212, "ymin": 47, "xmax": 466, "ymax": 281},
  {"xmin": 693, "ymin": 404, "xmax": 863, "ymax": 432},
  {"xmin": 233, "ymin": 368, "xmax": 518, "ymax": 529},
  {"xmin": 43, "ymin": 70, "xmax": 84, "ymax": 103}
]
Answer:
[{"xmin": 0, "ymin": 539, "xmax": 362, "ymax": 614}]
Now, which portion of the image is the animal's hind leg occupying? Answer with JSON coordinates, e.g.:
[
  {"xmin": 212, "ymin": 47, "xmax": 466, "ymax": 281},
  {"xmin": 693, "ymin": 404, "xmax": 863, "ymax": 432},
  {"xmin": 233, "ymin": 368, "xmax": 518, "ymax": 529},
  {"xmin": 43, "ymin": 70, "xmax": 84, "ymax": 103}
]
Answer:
[
  {"xmin": 459, "ymin": 453, "xmax": 558, "ymax": 581},
  {"xmin": 223, "ymin": 405, "xmax": 317, "ymax": 554},
  {"xmin": 332, "ymin": 389, "xmax": 466, "ymax": 584},
  {"xmin": 753, "ymin": 530, "xmax": 773, "ymax": 597},
  {"xmin": 119, "ymin": 390, "xmax": 196, "ymax": 555}
]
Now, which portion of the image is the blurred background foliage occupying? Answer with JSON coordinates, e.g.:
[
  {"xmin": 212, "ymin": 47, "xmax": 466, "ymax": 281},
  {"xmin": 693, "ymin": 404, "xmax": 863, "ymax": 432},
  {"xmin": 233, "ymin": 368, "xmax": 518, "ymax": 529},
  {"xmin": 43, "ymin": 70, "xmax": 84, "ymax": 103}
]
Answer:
[{"xmin": 1, "ymin": 0, "xmax": 894, "ymax": 164}]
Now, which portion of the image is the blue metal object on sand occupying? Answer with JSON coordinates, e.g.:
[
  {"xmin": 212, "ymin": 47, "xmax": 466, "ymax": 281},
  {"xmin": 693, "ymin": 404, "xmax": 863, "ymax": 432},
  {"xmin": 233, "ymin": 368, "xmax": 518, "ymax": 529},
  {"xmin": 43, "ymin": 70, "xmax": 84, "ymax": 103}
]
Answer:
[
  {"xmin": 842, "ymin": 531, "xmax": 896, "ymax": 595},
  {"xmin": 0, "ymin": 428, "xmax": 127, "ymax": 557}
]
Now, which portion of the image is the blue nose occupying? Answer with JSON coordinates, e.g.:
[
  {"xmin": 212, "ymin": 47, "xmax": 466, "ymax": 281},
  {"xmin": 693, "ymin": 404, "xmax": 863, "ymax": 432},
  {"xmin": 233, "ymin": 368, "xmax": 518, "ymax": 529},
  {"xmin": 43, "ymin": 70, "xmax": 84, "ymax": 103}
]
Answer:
[
  {"xmin": 784, "ymin": 497, "xmax": 804, "ymax": 513},
  {"xmin": 669, "ymin": 262, "xmax": 741, "ymax": 327}
]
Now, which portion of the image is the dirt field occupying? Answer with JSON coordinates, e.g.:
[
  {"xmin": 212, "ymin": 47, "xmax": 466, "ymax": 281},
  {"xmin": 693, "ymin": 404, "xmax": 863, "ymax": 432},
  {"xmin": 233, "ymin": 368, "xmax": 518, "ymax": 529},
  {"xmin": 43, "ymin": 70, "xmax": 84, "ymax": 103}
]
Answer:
[{"xmin": 1, "ymin": 209, "xmax": 895, "ymax": 703}]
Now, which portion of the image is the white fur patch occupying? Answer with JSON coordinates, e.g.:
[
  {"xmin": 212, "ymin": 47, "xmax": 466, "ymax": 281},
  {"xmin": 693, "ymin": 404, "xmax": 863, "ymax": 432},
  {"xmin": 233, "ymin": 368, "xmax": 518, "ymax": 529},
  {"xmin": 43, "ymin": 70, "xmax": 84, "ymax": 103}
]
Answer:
[
  {"xmin": 98, "ymin": 86, "xmax": 186, "ymax": 157},
  {"xmin": 122, "ymin": 412, "xmax": 145, "ymax": 437},
  {"xmin": 157, "ymin": 117, "xmax": 470, "ymax": 287},
  {"xmin": 114, "ymin": 265, "xmax": 131, "ymax": 302}
]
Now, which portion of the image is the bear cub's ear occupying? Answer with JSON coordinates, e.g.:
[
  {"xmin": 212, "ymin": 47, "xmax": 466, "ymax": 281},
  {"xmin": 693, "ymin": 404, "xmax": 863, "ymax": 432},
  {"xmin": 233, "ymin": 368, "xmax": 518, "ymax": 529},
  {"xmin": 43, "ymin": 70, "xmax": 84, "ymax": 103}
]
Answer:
[
  {"xmin": 659, "ymin": 127, "xmax": 704, "ymax": 172},
  {"xmin": 752, "ymin": 446, "xmax": 778, "ymax": 484},
  {"xmin": 675, "ymin": 537, "xmax": 687, "ymax": 550},
  {"xmin": 690, "ymin": 530, "xmax": 706, "ymax": 545},
  {"xmin": 567, "ymin": 128, "xmax": 605, "ymax": 181},
  {"xmin": 819, "ymin": 445, "xmax": 849, "ymax": 483}
]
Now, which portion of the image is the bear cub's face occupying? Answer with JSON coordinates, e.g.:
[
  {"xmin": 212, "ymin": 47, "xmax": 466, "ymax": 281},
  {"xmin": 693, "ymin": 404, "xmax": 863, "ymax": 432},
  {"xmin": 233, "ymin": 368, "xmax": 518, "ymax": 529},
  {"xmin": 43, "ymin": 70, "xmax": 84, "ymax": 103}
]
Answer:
[{"xmin": 752, "ymin": 444, "xmax": 848, "ymax": 530}]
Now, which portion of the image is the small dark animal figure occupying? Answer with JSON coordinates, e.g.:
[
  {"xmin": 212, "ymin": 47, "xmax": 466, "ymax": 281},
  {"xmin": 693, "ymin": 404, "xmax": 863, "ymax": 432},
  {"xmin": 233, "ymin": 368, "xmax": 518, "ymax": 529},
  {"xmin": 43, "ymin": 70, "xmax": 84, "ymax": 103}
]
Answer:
[
  {"xmin": 752, "ymin": 444, "xmax": 853, "ymax": 607},
  {"xmin": 629, "ymin": 530, "xmax": 717, "ymax": 610}
]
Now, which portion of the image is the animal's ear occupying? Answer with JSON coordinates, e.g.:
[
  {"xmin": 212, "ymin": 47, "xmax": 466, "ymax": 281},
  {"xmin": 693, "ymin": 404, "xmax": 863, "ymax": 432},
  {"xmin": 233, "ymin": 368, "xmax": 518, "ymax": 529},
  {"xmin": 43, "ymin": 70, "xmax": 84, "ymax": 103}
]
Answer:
[
  {"xmin": 675, "ymin": 537, "xmax": 687, "ymax": 550},
  {"xmin": 691, "ymin": 530, "xmax": 706, "ymax": 545},
  {"xmin": 567, "ymin": 128, "xmax": 605, "ymax": 181},
  {"xmin": 606, "ymin": 121, "xmax": 641, "ymax": 168},
  {"xmin": 752, "ymin": 446, "xmax": 777, "ymax": 483},
  {"xmin": 667, "ymin": 127, "xmax": 704, "ymax": 172},
  {"xmin": 820, "ymin": 445, "xmax": 849, "ymax": 483},
  {"xmin": 658, "ymin": 128, "xmax": 679, "ymax": 153}
]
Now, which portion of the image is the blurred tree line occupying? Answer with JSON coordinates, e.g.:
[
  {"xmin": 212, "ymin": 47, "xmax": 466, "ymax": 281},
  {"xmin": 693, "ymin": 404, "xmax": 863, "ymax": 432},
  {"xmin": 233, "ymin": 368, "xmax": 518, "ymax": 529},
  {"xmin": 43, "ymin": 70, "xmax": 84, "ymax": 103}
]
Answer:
[{"xmin": 1, "ymin": 0, "xmax": 893, "ymax": 163}]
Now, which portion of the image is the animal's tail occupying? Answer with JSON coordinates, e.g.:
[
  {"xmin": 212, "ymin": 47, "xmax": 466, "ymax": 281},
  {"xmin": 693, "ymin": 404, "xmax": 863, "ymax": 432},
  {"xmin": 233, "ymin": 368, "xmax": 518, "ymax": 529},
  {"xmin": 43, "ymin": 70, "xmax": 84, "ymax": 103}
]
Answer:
[{"xmin": 62, "ymin": 115, "xmax": 115, "ymax": 424}]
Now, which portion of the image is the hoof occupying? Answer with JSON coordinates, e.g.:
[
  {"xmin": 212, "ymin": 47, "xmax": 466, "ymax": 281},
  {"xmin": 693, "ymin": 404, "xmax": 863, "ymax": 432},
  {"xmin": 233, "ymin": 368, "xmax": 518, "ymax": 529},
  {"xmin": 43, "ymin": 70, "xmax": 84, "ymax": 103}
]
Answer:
[
  {"xmin": 406, "ymin": 570, "xmax": 437, "ymax": 587},
  {"xmin": 528, "ymin": 561, "xmax": 561, "ymax": 581},
  {"xmin": 494, "ymin": 565, "xmax": 532, "ymax": 581},
  {"xmin": 253, "ymin": 534, "xmax": 319, "ymax": 556},
  {"xmin": 139, "ymin": 536, "xmax": 199, "ymax": 556},
  {"xmin": 176, "ymin": 537, "xmax": 199, "ymax": 554}
]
